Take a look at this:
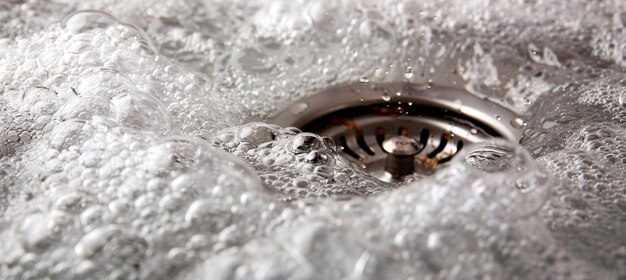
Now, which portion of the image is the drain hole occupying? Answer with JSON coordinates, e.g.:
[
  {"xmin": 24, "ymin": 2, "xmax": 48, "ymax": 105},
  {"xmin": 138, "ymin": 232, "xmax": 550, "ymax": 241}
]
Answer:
[
  {"xmin": 356, "ymin": 130, "xmax": 375, "ymax": 156},
  {"xmin": 398, "ymin": 127, "xmax": 409, "ymax": 136},
  {"xmin": 438, "ymin": 141, "xmax": 464, "ymax": 164},
  {"xmin": 438, "ymin": 155, "xmax": 452, "ymax": 164},
  {"xmin": 419, "ymin": 128, "xmax": 430, "ymax": 149},
  {"xmin": 428, "ymin": 134, "xmax": 448, "ymax": 158},
  {"xmin": 338, "ymin": 136, "xmax": 361, "ymax": 160},
  {"xmin": 375, "ymin": 127, "xmax": 386, "ymax": 149}
]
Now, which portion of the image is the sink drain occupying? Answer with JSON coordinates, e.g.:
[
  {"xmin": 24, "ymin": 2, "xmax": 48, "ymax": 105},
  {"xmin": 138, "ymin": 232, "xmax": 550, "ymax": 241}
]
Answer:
[{"xmin": 270, "ymin": 82, "xmax": 525, "ymax": 183}]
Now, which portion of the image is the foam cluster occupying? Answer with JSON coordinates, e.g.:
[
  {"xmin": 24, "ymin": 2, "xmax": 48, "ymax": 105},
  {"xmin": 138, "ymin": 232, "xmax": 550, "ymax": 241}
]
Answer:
[{"xmin": 0, "ymin": 0, "xmax": 626, "ymax": 279}]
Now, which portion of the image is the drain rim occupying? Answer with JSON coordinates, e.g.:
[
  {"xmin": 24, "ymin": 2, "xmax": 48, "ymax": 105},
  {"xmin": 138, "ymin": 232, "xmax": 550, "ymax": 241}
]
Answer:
[
  {"xmin": 269, "ymin": 82, "xmax": 525, "ymax": 182},
  {"xmin": 271, "ymin": 82, "xmax": 523, "ymax": 142}
]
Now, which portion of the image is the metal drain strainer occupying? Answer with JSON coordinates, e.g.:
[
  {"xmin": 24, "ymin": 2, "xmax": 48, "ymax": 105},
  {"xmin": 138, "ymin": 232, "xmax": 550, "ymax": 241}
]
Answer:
[{"xmin": 270, "ymin": 82, "xmax": 525, "ymax": 183}]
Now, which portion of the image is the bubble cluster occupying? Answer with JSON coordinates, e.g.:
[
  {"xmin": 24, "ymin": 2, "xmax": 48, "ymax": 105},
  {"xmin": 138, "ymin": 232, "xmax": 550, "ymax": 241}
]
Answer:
[
  {"xmin": 212, "ymin": 123, "xmax": 385, "ymax": 199},
  {"xmin": 1, "ymin": 0, "xmax": 626, "ymax": 279}
]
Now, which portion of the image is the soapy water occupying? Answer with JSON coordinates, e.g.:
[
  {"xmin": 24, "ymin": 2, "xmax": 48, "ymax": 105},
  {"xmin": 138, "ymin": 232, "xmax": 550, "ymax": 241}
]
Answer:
[{"xmin": 0, "ymin": 0, "xmax": 626, "ymax": 279}]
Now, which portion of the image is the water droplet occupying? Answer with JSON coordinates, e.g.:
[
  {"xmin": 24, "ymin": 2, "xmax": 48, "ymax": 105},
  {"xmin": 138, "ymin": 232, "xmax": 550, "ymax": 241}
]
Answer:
[
  {"xmin": 527, "ymin": 43, "xmax": 542, "ymax": 62},
  {"xmin": 510, "ymin": 117, "xmax": 526, "ymax": 128},
  {"xmin": 359, "ymin": 76, "xmax": 370, "ymax": 83},
  {"xmin": 404, "ymin": 66, "xmax": 414, "ymax": 79}
]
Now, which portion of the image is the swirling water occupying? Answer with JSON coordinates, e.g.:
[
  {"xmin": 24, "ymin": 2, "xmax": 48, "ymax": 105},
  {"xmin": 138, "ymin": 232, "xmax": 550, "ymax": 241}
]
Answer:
[{"xmin": 1, "ymin": 0, "xmax": 626, "ymax": 279}]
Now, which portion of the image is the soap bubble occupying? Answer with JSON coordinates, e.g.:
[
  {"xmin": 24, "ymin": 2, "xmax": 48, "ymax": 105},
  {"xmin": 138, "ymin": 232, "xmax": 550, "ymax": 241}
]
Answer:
[
  {"xmin": 304, "ymin": 149, "xmax": 335, "ymax": 166},
  {"xmin": 18, "ymin": 86, "xmax": 60, "ymax": 115},
  {"xmin": 75, "ymin": 68, "xmax": 137, "ymax": 97},
  {"xmin": 62, "ymin": 10, "xmax": 121, "ymax": 34},
  {"xmin": 143, "ymin": 136, "xmax": 203, "ymax": 173},
  {"xmin": 235, "ymin": 122, "xmax": 278, "ymax": 146},
  {"xmin": 57, "ymin": 95, "xmax": 110, "ymax": 122},
  {"xmin": 286, "ymin": 133, "xmax": 326, "ymax": 154},
  {"xmin": 110, "ymin": 92, "xmax": 172, "ymax": 133},
  {"xmin": 184, "ymin": 199, "xmax": 233, "ymax": 232},
  {"xmin": 48, "ymin": 119, "xmax": 91, "ymax": 150},
  {"xmin": 456, "ymin": 140, "xmax": 552, "ymax": 219}
]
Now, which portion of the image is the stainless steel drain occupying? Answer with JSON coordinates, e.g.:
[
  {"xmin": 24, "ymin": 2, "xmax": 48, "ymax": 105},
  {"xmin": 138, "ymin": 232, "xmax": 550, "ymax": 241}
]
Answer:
[{"xmin": 270, "ymin": 82, "xmax": 525, "ymax": 183}]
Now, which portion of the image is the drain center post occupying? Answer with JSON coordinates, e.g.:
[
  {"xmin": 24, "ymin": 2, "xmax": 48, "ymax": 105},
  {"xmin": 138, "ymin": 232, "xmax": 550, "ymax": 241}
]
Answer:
[{"xmin": 382, "ymin": 136, "xmax": 422, "ymax": 179}]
